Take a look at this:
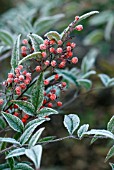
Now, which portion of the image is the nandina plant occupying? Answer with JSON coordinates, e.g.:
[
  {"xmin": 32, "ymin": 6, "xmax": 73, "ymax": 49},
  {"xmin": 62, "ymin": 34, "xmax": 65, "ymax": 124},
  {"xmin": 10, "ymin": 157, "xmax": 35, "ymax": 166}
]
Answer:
[{"xmin": 0, "ymin": 11, "xmax": 114, "ymax": 170}]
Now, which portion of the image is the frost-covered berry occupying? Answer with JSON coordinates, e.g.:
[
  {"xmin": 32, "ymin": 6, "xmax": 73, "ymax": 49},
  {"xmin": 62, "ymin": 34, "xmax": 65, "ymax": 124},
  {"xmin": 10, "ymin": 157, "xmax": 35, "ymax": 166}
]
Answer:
[
  {"xmin": 67, "ymin": 46, "xmax": 71, "ymax": 52},
  {"xmin": 71, "ymin": 43, "xmax": 76, "ymax": 48},
  {"xmin": 54, "ymin": 74, "xmax": 59, "ymax": 80},
  {"xmin": 44, "ymin": 39, "xmax": 49, "ymax": 45},
  {"xmin": 21, "ymin": 46, "xmax": 27, "ymax": 51},
  {"xmin": 58, "ymin": 40, "xmax": 63, "ymax": 45},
  {"xmin": 0, "ymin": 98, "xmax": 4, "ymax": 105},
  {"xmin": 51, "ymin": 60, "xmax": 56, "ymax": 67},
  {"xmin": 71, "ymin": 57, "xmax": 78, "ymax": 64},
  {"xmin": 8, "ymin": 73, "xmax": 14, "ymax": 78},
  {"xmin": 7, "ymin": 78, "xmax": 13, "ymax": 83},
  {"xmin": 48, "ymin": 102, "xmax": 53, "ymax": 108},
  {"xmin": 22, "ymin": 39, "xmax": 28, "ymax": 45},
  {"xmin": 44, "ymin": 60, "xmax": 50, "ymax": 66},
  {"xmin": 50, "ymin": 47, "xmax": 55, "ymax": 53},
  {"xmin": 57, "ymin": 101, "xmax": 62, "ymax": 107},
  {"xmin": 24, "ymin": 79, "xmax": 30, "ymax": 85},
  {"xmin": 42, "ymin": 52, "xmax": 47, "ymax": 58},
  {"xmin": 14, "ymin": 78, "xmax": 19, "ymax": 83},
  {"xmin": 44, "ymin": 79, "xmax": 49, "ymax": 85},
  {"xmin": 19, "ymin": 75, "xmax": 24, "ymax": 81},
  {"xmin": 57, "ymin": 47, "xmax": 63, "ymax": 54},
  {"xmin": 59, "ymin": 61, "xmax": 66, "ymax": 68},
  {"xmin": 61, "ymin": 82, "xmax": 66, "ymax": 87},
  {"xmin": 75, "ymin": 16, "xmax": 79, "ymax": 21},
  {"xmin": 40, "ymin": 44, "xmax": 46, "ymax": 50},
  {"xmin": 50, "ymin": 94, "xmax": 56, "ymax": 101},
  {"xmin": 75, "ymin": 25, "xmax": 83, "ymax": 31},
  {"xmin": 18, "ymin": 65, "xmax": 23, "ymax": 70},
  {"xmin": 14, "ymin": 112, "xmax": 19, "ymax": 117},
  {"xmin": 36, "ymin": 66, "xmax": 42, "ymax": 72},
  {"xmin": 20, "ymin": 83, "xmax": 26, "ymax": 90}
]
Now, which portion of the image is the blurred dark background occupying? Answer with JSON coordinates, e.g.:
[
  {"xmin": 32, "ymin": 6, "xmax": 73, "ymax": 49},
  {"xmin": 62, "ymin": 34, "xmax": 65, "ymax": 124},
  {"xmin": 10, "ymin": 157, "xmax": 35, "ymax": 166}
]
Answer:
[{"xmin": 0, "ymin": 0, "xmax": 114, "ymax": 169}]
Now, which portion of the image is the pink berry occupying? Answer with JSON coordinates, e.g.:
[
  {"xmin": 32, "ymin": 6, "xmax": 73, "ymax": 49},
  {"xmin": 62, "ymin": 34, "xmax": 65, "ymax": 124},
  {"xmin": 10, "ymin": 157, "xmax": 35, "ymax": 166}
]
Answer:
[
  {"xmin": 68, "ymin": 51, "xmax": 73, "ymax": 57},
  {"xmin": 14, "ymin": 78, "xmax": 19, "ymax": 83},
  {"xmin": 24, "ymin": 79, "xmax": 30, "ymax": 85},
  {"xmin": 59, "ymin": 61, "xmax": 66, "ymax": 68},
  {"xmin": 57, "ymin": 47, "xmax": 63, "ymax": 54},
  {"xmin": 26, "ymin": 73, "xmax": 31, "ymax": 78},
  {"xmin": 57, "ymin": 101, "xmax": 62, "ymax": 107},
  {"xmin": 71, "ymin": 57, "xmax": 78, "ymax": 64},
  {"xmin": 67, "ymin": 46, "xmax": 71, "ymax": 52},
  {"xmin": 40, "ymin": 44, "xmax": 46, "ymax": 50},
  {"xmin": 50, "ymin": 94, "xmax": 56, "ymax": 101},
  {"xmin": 19, "ymin": 75, "xmax": 24, "ymax": 81},
  {"xmin": 58, "ymin": 40, "xmax": 63, "ymax": 45},
  {"xmin": 21, "ymin": 46, "xmax": 27, "ymax": 51},
  {"xmin": 51, "ymin": 89, "xmax": 56, "ymax": 93},
  {"xmin": 75, "ymin": 16, "xmax": 79, "ymax": 21},
  {"xmin": 42, "ymin": 52, "xmax": 47, "ymax": 58},
  {"xmin": 50, "ymin": 47, "xmax": 55, "ymax": 53},
  {"xmin": 71, "ymin": 43, "xmax": 76, "ymax": 48},
  {"xmin": 61, "ymin": 82, "xmax": 66, "ymax": 87},
  {"xmin": 36, "ymin": 66, "xmax": 42, "ymax": 72},
  {"xmin": 15, "ymin": 68, "xmax": 20, "ymax": 74},
  {"xmin": 50, "ymin": 39, "xmax": 55, "ymax": 45},
  {"xmin": 22, "ymin": 70, "xmax": 27, "ymax": 75},
  {"xmin": 22, "ymin": 39, "xmax": 28, "ymax": 45},
  {"xmin": 54, "ymin": 74, "xmax": 59, "ymax": 80},
  {"xmin": 44, "ymin": 60, "xmax": 50, "ymax": 66},
  {"xmin": 8, "ymin": 73, "xmax": 14, "ymax": 78},
  {"xmin": 20, "ymin": 83, "xmax": 26, "ymax": 90},
  {"xmin": 44, "ymin": 79, "xmax": 49, "ymax": 85},
  {"xmin": 7, "ymin": 78, "xmax": 13, "ymax": 83},
  {"xmin": 44, "ymin": 39, "xmax": 49, "ymax": 45},
  {"xmin": 15, "ymin": 86, "xmax": 21, "ymax": 91},
  {"xmin": 75, "ymin": 25, "xmax": 83, "ymax": 31},
  {"xmin": 18, "ymin": 65, "xmax": 23, "ymax": 70},
  {"xmin": 51, "ymin": 60, "xmax": 56, "ymax": 67},
  {"xmin": 0, "ymin": 99, "xmax": 4, "ymax": 105}
]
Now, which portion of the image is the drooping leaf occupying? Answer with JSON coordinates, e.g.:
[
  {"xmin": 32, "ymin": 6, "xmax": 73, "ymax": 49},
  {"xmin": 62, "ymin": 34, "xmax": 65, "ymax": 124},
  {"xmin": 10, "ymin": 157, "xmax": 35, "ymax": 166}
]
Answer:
[
  {"xmin": 105, "ymin": 145, "xmax": 114, "ymax": 162},
  {"xmin": 37, "ymin": 107, "xmax": 58, "ymax": 117},
  {"xmin": 98, "ymin": 74, "xmax": 110, "ymax": 87},
  {"xmin": 18, "ymin": 52, "xmax": 42, "ymax": 65},
  {"xmin": 0, "ymin": 137, "xmax": 20, "ymax": 145},
  {"xmin": 0, "ymin": 30, "xmax": 13, "ymax": 46},
  {"xmin": 12, "ymin": 100, "xmax": 35, "ymax": 116},
  {"xmin": 28, "ymin": 33, "xmax": 43, "ymax": 52},
  {"xmin": 81, "ymin": 70, "xmax": 96, "ymax": 79},
  {"xmin": 29, "ymin": 127, "xmax": 45, "ymax": 147},
  {"xmin": 32, "ymin": 72, "xmax": 44, "ymax": 111},
  {"xmin": 83, "ymin": 129, "xmax": 114, "ymax": 139},
  {"xmin": 11, "ymin": 34, "xmax": 21, "ymax": 71},
  {"xmin": 90, "ymin": 135, "xmax": 99, "ymax": 144},
  {"xmin": 79, "ymin": 11, "xmax": 99, "ymax": 22},
  {"xmin": 109, "ymin": 163, "xmax": 114, "ymax": 170},
  {"xmin": 44, "ymin": 31, "xmax": 60, "ymax": 41},
  {"xmin": 7, "ymin": 156, "xmax": 14, "ymax": 170},
  {"xmin": 77, "ymin": 79, "xmax": 92, "ymax": 90},
  {"xmin": 108, "ymin": 78, "xmax": 114, "ymax": 87},
  {"xmin": 2, "ymin": 112, "xmax": 24, "ymax": 133},
  {"xmin": 81, "ymin": 49, "xmax": 98, "ymax": 73},
  {"xmin": 6, "ymin": 148, "xmax": 25, "ymax": 159},
  {"xmin": 63, "ymin": 114, "xmax": 80, "ymax": 135},
  {"xmin": 25, "ymin": 145, "xmax": 42, "ymax": 169},
  {"xmin": 15, "ymin": 163, "xmax": 34, "ymax": 170},
  {"xmin": 0, "ymin": 116, "xmax": 6, "ymax": 129},
  {"xmin": 107, "ymin": 116, "xmax": 114, "ymax": 134},
  {"xmin": 77, "ymin": 124, "xmax": 89, "ymax": 139},
  {"xmin": 104, "ymin": 15, "xmax": 114, "ymax": 41}
]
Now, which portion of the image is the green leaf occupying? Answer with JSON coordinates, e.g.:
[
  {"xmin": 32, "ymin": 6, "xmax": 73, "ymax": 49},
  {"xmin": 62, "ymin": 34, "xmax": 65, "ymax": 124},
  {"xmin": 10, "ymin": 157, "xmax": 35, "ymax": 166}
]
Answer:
[
  {"xmin": 0, "ymin": 30, "xmax": 13, "ymax": 46},
  {"xmin": 2, "ymin": 112, "xmax": 24, "ymax": 133},
  {"xmin": 109, "ymin": 163, "xmax": 114, "ymax": 170},
  {"xmin": 34, "ymin": 14, "xmax": 64, "ymax": 35},
  {"xmin": 108, "ymin": 78, "xmax": 114, "ymax": 87},
  {"xmin": 25, "ymin": 118, "xmax": 48, "ymax": 130},
  {"xmin": 32, "ymin": 73, "xmax": 44, "ymax": 111},
  {"xmin": 7, "ymin": 157, "xmax": 14, "ymax": 170},
  {"xmin": 81, "ymin": 49, "xmax": 98, "ymax": 73},
  {"xmin": 63, "ymin": 114, "xmax": 80, "ymax": 135},
  {"xmin": 6, "ymin": 148, "xmax": 25, "ymax": 159},
  {"xmin": 77, "ymin": 79, "xmax": 92, "ymax": 90},
  {"xmin": 29, "ymin": 127, "xmax": 45, "ymax": 147},
  {"xmin": 15, "ymin": 163, "xmax": 34, "ymax": 170},
  {"xmin": 25, "ymin": 145, "xmax": 42, "ymax": 169},
  {"xmin": 107, "ymin": 116, "xmax": 114, "ymax": 134},
  {"xmin": 37, "ymin": 107, "xmax": 58, "ymax": 117},
  {"xmin": 0, "ymin": 163, "xmax": 9, "ymax": 169},
  {"xmin": 12, "ymin": 100, "xmax": 35, "ymax": 116},
  {"xmin": 90, "ymin": 135, "xmax": 99, "ymax": 144},
  {"xmin": 18, "ymin": 52, "xmax": 42, "ymax": 65},
  {"xmin": 105, "ymin": 145, "xmax": 114, "ymax": 162},
  {"xmin": 83, "ymin": 129, "xmax": 114, "ymax": 139},
  {"xmin": 98, "ymin": 74, "xmax": 110, "ymax": 87},
  {"xmin": 39, "ymin": 136, "xmax": 56, "ymax": 143},
  {"xmin": 11, "ymin": 34, "xmax": 21, "ymax": 71},
  {"xmin": 28, "ymin": 33, "xmax": 43, "ymax": 52},
  {"xmin": 79, "ymin": 11, "xmax": 99, "ymax": 22},
  {"xmin": 44, "ymin": 31, "xmax": 60, "ymax": 41},
  {"xmin": 0, "ymin": 116, "xmax": 6, "ymax": 129},
  {"xmin": 104, "ymin": 15, "xmax": 114, "ymax": 41},
  {"xmin": 77, "ymin": 124, "xmax": 89, "ymax": 139},
  {"xmin": 81, "ymin": 70, "xmax": 96, "ymax": 79},
  {"xmin": 83, "ymin": 30, "xmax": 103, "ymax": 45},
  {"xmin": 0, "ymin": 137, "xmax": 20, "ymax": 145}
]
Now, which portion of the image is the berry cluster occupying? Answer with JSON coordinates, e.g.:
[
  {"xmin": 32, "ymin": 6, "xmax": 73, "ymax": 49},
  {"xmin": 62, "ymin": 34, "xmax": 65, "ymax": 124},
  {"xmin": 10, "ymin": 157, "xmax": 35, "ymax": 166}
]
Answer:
[{"xmin": 3, "ymin": 65, "xmax": 31, "ymax": 96}]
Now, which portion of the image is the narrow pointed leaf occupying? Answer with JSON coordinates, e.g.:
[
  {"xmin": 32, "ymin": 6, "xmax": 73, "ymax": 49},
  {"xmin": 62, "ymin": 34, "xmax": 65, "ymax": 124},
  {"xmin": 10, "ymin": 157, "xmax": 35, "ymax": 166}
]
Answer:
[
  {"xmin": 12, "ymin": 100, "xmax": 35, "ymax": 116},
  {"xmin": 77, "ymin": 79, "xmax": 92, "ymax": 90},
  {"xmin": 11, "ymin": 34, "xmax": 21, "ymax": 71},
  {"xmin": 18, "ymin": 52, "xmax": 42, "ymax": 65},
  {"xmin": 77, "ymin": 124, "xmax": 89, "ymax": 139},
  {"xmin": 6, "ymin": 148, "xmax": 25, "ymax": 159},
  {"xmin": 105, "ymin": 145, "xmax": 114, "ymax": 162},
  {"xmin": 0, "ymin": 116, "xmax": 6, "ymax": 129},
  {"xmin": 64, "ymin": 114, "xmax": 80, "ymax": 135},
  {"xmin": 0, "ymin": 30, "xmax": 13, "ymax": 46},
  {"xmin": 79, "ymin": 11, "xmax": 99, "ymax": 22},
  {"xmin": 2, "ymin": 112, "xmax": 24, "ymax": 133},
  {"xmin": 98, "ymin": 74, "xmax": 110, "ymax": 87},
  {"xmin": 29, "ymin": 127, "xmax": 45, "ymax": 147},
  {"xmin": 15, "ymin": 163, "xmax": 34, "ymax": 170},
  {"xmin": 25, "ymin": 145, "xmax": 42, "ymax": 169},
  {"xmin": 44, "ymin": 31, "xmax": 60, "ymax": 41},
  {"xmin": 32, "ymin": 73, "xmax": 44, "ymax": 111},
  {"xmin": 28, "ymin": 33, "xmax": 43, "ymax": 52},
  {"xmin": 37, "ymin": 107, "xmax": 58, "ymax": 117},
  {"xmin": 109, "ymin": 163, "xmax": 114, "ymax": 170},
  {"xmin": 107, "ymin": 116, "xmax": 114, "ymax": 134},
  {"xmin": 0, "ymin": 137, "xmax": 20, "ymax": 145}
]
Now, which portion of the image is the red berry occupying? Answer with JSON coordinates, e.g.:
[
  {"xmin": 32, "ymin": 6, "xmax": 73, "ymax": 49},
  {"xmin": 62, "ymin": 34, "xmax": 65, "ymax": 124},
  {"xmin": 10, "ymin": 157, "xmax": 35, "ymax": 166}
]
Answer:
[
  {"xmin": 44, "ymin": 79, "xmax": 49, "ymax": 85},
  {"xmin": 75, "ymin": 16, "xmax": 79, "ymax": 21},
  {"xmin": 71, "ymin": 57, "xmax": 78, "ymax": 64},
  {"xmin": 42, "ymin": 52, "xmax": 47, "ymax": 58},
  {"xmin": 75, "ymin": 25, "xmax": 83, "ymax": 31},
  {"xmin": 21, "ymin": 46, "xmax": 27, "ymax": 51},
  {"xmin": 21, "ymin": 118, "xmax": 27, "ymax": 123},
  {"xmin": 14, "ymin": 104, "xmax": 18, "ymax": 109},
  {"xmin": 24, "ymin": 78, "xmax": 30, "ymax": 85},
  {"xmin": 23, "ymin": 114, "xmax": 29, "ymax": 119},
  {"xmin": 14, "ymin": 78, "xmax": 19, "ymax": 83},
  {"xmin": 44, "ymin": 60, "xmax": 50, "ymax": 66},
  {"xmin": 51, "ymin": 89, "xmax": 56, "ymax": 93},
  {"xmin": 18, "ymin": 65, "xmax": 23, "ymax": 70},
  {"xmin": 43, "ymin": 99, "xmax": 47, "ymax": 105},
  {"xmin": 0, "ymin": 99, "xmax": 4, "ymax": 105},
  {"xmin": 8, "ymin": 73, "xmax": 14, "ymax": 78},
  {"xmin": 48, "ymin": 102, "xmax": 53, "ymax": 108},
  {"xmin": 20, "ymin": 83, "xmax": 26, "ymax": 90},
  {"xmin": 50, "ymin": 39, "xmax": 55, "ymax": 45},
  {"xmin": 57, "ymin": 47, "xmax": 63, "ymax": 54},
  {"xmin": 14, "ymin": 112, "xmax": 19, "ymax": 117},
  {"xmin": 36, "ymin": 66, "xmax": 42, "ymax": 72},
  {"xmin": 68, "ymin": 51, "xmax": 73, "ymax": 57},
  {"xmin": 50, "ymin": 94, "xmax": 56, "ymax": 101},
  {"xmin": 61, "ymin": 82, "xmax": 66, "ymax": 87},
  {"xmin": 19, "ymin": 75, "xmax": 24, "ymax": 81},
  {"xmin": 22, "ymin": 70, "xmax": 27, "ymax": 75},
  {"xmin": 21, "ymin": 52, "xmax": 27, "ymax": 57},
  {"xmin": 44, "ymin": 39, "xmax": 49, "ymax": 45},
  {"xmin": 7, "ymin": 78, "xmax": 13, "ymax": 83},
  {"xmin": 66, "ymin": 42, "xmax": 71, "ymax": 46},
  {"xmin": 40, "ymin": 44, "xmax": 46, "ymax": 50},
  {"xmin": 51, "ymin": 60, "xmax": 56, "ymax": 67},
  {"xmin": 22, "ymin": 39, "xmax": 28, "ymax": 45},
  {"xmin": 50, "ymin": 47, "xmax": 55, "ymax": 53},
  {"xmin": 54, "ymin": 74, "xmax": 59, "ymax": 80},
  {"xmin": 58, "ymin": 40, "xmax": 63, "ymax": 45},
  {"xmin": 57, "ymin": 101, "xmax": 62, "ymax": 107},
  {"xmin": 59, "ymin": 61, "xmax": 66, "ymax": 68}
]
